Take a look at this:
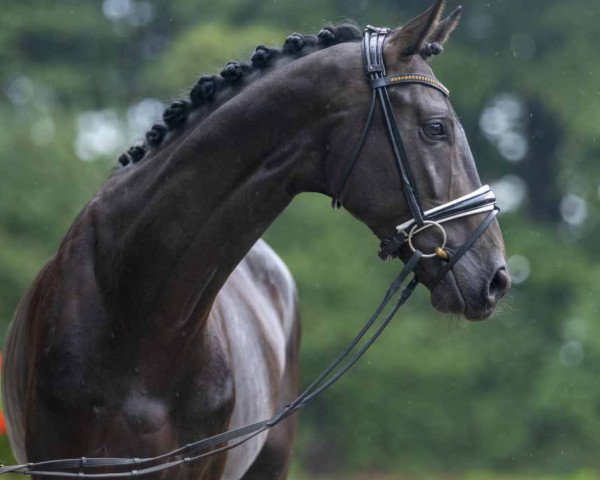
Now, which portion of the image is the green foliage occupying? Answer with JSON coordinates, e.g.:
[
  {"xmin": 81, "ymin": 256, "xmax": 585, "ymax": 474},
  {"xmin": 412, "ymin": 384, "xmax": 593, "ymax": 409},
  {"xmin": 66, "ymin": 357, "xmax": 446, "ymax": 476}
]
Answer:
[
  {"xmin": 149, "ymin": 23, "xmax": 286, "ymax": 93},
  {"xmin": 0, "ymin": 107, "xmax": 109, "ymax": 325},
  {"xmin": 1, "ymin": 0, "xmax": 599, "ymax": 477}
]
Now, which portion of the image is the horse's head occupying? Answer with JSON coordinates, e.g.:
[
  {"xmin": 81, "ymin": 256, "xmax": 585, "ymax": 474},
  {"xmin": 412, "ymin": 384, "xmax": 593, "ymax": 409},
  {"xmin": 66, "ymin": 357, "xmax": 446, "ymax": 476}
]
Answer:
[{"xmin": 325, "ymin": 1, "xmax": 510, "ymax": 320}]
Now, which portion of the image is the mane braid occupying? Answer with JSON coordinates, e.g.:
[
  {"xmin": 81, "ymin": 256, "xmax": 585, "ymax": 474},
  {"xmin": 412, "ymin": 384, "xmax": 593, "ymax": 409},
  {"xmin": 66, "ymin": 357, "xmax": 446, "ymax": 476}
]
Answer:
[{"xmin": 116, "ymin": 23, "xmax": 361, "ymax": 168}]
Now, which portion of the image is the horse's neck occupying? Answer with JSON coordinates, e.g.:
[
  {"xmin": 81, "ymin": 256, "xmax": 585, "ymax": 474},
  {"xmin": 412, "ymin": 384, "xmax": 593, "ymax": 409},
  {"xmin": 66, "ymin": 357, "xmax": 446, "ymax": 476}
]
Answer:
[{"xmin": 92, "ymin": 58, "xmax": 332, "ymax": 337}]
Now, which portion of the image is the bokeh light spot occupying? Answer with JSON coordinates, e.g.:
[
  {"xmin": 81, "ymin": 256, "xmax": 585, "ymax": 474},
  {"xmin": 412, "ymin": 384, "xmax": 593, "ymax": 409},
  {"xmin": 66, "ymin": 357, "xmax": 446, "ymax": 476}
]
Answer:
[
  {"xmin": 30, "ymin": 117, "xmax": 56, "ymax": 147},
  {"xmin": 491, "ymin": 175, "xmax": 527, "ymax": 212},
  {"xmin": 560, "ymin": 194, "xmax": 588, "ymax": 226},
  {"xmin": 74, "ymin": 109, "xmax": 125, "ymax": 161},
  {"xmin": 563, "ymin": 318, "xmax": 587, "ymax": 342},
  {"xmin": 507, "ymin": 255, "xmax": 530, "ymax": 285},
  {"xmin": 559, "ymin": 341, "xmax": 584, "ymax": 368},
  {"xmin": 4, "ymin": 76, "xmax": 34, "ymax": 106}
]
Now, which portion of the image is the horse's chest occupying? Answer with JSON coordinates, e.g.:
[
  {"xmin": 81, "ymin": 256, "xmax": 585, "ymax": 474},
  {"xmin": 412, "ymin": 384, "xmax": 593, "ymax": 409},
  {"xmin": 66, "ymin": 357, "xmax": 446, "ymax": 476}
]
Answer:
[{"xmin": 34, "ymin": 331, "xmax": 236, "ymax": 453}]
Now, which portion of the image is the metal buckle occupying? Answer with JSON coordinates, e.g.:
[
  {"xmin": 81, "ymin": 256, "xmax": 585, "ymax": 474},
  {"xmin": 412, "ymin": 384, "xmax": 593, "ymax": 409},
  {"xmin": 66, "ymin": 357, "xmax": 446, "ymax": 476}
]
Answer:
[{"xmin": 365, "ymin": 25, "xmax": 390, "ymax": 34}]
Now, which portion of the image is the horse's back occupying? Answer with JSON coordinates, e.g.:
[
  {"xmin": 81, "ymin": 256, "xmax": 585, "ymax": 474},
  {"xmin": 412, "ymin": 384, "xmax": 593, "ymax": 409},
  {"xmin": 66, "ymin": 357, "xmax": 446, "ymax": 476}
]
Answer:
[{"xmin": 212, "ymin": 239, "xmax": 300, "ymax": 479}]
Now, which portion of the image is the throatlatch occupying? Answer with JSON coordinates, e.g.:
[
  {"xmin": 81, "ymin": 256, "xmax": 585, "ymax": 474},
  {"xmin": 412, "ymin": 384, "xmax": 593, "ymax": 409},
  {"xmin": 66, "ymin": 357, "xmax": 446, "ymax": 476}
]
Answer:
[{"xmin": 0, "ymin": 26, "xmax": 499, "ymax": 479}]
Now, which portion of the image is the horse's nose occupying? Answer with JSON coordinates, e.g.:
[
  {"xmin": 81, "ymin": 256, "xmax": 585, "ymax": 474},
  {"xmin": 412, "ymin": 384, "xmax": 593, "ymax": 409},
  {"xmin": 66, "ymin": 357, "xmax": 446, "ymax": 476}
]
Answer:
[{"xmin": 487, "ymin": 266, "xmax": 511, "ymax": 303}]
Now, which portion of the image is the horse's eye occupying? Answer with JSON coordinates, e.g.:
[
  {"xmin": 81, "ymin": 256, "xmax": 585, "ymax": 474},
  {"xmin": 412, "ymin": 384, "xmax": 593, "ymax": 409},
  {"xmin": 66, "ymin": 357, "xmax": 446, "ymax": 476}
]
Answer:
[{"xmin": 425, "ymin": 121, "xmax": 445, "ymax": 138}]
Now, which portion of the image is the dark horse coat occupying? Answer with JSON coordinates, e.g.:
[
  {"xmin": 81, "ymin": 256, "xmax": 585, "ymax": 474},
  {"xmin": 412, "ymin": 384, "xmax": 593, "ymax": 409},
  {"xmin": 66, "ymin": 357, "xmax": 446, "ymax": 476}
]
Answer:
[
  {"xmin": 2, "ymin": 2, "xmax": 509, "ymax": 479},
  {"xmin": 4, "ymin": 240, "xmax": 300, "ymax": 479}
]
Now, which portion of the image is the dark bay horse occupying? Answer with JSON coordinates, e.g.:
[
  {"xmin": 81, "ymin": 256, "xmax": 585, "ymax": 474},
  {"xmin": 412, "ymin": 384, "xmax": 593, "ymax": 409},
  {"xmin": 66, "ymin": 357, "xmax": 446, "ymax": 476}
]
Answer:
[{"xmin": 3, "ymin": 1, "xmax": 510, "ymax": 479}]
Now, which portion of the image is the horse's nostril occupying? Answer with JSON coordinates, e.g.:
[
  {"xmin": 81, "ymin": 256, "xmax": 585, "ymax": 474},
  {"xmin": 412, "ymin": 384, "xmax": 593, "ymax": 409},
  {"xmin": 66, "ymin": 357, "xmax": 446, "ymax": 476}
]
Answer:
[{"xmin": 488, "ymin": 267, "xmax": 511, "ymax": 302}]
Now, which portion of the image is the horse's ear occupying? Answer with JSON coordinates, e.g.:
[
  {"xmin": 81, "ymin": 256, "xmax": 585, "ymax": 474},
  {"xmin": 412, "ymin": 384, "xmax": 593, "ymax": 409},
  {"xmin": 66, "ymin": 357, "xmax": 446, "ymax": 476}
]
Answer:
[
  {"xmin": 386, "ymin": 0, "xmax": 447, "ymax": 58},
  {"xmin": 428, "ymin": 6, "xmax": 462, "ymax": 45}
]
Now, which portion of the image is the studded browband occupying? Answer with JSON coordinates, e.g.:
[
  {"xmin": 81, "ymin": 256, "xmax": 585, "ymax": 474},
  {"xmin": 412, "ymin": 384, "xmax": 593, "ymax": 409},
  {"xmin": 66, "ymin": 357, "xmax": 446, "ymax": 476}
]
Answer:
[{"xmin": 370, "ymin": 73, "xmax": 450, "ymax": 97}]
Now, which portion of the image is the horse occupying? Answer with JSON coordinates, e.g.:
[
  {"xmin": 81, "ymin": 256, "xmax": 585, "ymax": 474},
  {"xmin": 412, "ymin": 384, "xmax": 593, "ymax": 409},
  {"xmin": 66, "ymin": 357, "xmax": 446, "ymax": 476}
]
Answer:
[{"xmin": 2, "ymin": 1, "xmax": 510, "ymax": 479}]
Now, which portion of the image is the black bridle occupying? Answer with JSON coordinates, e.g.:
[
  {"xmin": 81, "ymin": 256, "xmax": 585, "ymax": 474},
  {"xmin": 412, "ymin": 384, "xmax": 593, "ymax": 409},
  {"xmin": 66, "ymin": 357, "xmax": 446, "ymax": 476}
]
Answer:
[
  {"xmin": 0, "ymin": 27, "xmax": 499, "ymax": 478},
  {"xmin": 333, "ymin": 26, "xmax": 498, "ymax": 277}
]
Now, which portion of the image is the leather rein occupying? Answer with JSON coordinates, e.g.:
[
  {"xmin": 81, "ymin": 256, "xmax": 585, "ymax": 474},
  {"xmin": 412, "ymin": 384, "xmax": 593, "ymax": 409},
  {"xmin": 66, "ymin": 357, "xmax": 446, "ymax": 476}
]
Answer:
[{"xmin": 0, "ymin": 26, "xmax": 499, "ymax": 478}]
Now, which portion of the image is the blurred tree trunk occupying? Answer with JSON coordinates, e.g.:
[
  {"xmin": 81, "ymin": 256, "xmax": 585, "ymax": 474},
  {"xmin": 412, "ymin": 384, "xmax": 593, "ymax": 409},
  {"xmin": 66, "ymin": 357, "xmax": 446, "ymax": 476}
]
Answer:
[{"xmin": 520, "ymin": 96, "xmax": 562, "ymax": 222}]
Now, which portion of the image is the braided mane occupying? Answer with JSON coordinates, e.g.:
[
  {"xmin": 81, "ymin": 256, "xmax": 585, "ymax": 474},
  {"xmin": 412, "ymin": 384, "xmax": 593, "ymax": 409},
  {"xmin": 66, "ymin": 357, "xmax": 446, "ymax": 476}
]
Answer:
[{"xmin": 117, "ymin": 24, "xmax": 361, "ymax": 168}]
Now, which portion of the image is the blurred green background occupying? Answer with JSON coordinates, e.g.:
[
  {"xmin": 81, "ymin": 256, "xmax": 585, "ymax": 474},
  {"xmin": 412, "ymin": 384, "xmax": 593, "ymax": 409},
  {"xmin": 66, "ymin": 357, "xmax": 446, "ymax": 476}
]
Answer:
[{"xmin": 1, "ymin": 0, "xmax": 599, "ymax": 478}]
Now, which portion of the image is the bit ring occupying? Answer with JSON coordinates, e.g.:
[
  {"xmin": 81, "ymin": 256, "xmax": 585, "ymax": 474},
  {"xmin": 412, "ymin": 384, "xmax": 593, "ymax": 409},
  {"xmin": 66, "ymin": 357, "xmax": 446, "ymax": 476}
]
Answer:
[{"xmin": 407, "ymin": 220, "xmax": 448, "ymax": 259}]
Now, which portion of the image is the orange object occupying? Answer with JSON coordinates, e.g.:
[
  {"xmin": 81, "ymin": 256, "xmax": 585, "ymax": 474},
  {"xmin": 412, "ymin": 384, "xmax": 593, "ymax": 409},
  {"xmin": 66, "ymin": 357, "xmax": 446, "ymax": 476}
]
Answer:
[{"xmin": 0, "ymin": 352, "xmax": 5, "ymax": 435}]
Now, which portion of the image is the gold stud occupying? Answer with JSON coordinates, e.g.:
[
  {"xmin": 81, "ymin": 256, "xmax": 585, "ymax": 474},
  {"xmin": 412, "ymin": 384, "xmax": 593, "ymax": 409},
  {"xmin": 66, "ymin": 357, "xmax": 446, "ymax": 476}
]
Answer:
[{"xmin": 435, "ymin": 247, "xmax": 449, "ymax": 261}]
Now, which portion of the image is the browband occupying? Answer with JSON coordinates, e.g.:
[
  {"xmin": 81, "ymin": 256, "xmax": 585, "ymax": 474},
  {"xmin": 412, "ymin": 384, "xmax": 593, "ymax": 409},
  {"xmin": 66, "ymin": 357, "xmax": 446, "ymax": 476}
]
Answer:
[{"xmin": 371, "ymin": 74, "xmax": 450, "ymax": 97}]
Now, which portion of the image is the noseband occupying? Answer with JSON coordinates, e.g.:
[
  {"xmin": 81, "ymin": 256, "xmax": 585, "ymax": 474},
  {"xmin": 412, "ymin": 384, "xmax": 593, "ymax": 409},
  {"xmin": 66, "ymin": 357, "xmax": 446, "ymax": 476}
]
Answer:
[
  {"xmin": 333, "ymin": 26, "xmax": 499, "ymax": 287},
  {"xmin": 0, "ymin": 27, "xmax": 500, "ymax": 478}
]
